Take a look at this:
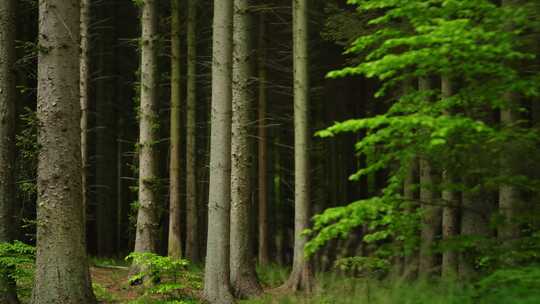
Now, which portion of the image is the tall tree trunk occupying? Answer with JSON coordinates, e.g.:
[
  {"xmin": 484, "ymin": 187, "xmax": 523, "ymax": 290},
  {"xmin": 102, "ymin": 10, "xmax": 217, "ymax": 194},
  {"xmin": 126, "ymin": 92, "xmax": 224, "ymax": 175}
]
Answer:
[
  {"xmin": 133, "ymin": 0, "xmax": 159, "ymax": 256},
  {"xmin": 230, "ymin": 0, "xmax": 262, "ymax": 298},
  {"xmin": 203, "ymin": 0, "xmax": 235, "ymax": 302},
  {"xmin": 403, "ymin": 156, "xmax": 419, "ymax": 278},
  {"xmin": 499, "ymin": 91, "xmax": 522, "ymax": 240},
  {"xmin": 185, "ymin": 0, "xmax": 199, "ymax": 263},
  {"xmin": 95, "ymin": 0, "xmax": 118, "ymax": 257},
  {"xmin": 441, "ymin": 76, "xmax": 459, "ymax": 279},
  {"xmin": 80, "ymin": 0, "xmax": 90, "ymax": 238},
  {"xmin": 498, "ymin": 0, "xmax": 523, "ymax": 242},
  {"xmin": 418, "ymin": 77, "xmax": 442, "ymax": 278},
  {"xmin": 281, "ymin": 0, "xmax": 314, "ymax": 292},
  {"xmin": 32, "ymin": 0, "xmax": 96, "ymax": 302},
  {"xmin": 273, "ymin": 132, "xmax": 285, "ymax": 265},
  {"xmin": 168, "ymin": 0, "xmax": 182, "ymax": 259},
  {"xmin": 459, "ymin": 187, "xmax": 494, "ymax": 279},
  {"xmin": 0, "ymin": 0, "xmax": 20, "ymax": 303},
  {"xmin": 257, "ymin": 12, "xmax": 270, "ymax": 267}
]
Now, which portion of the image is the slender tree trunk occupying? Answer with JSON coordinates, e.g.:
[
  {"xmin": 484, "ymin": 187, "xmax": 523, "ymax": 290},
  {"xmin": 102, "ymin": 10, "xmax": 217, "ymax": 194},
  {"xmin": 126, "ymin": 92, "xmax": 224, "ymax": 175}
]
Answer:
[
  {"xmin": 498, "ymin": 0, "xmax": 523, "ymax": 242},
  {"xmin": 80, "ymin": 0, "xmax": 90, "ymax": 238},
  {"xmin": 0, "ymin": 1, "xmax": 20, "ymax": 303},
  {"xmin": 168, "ymin": 0, "xmax": 182, "ymax": 259},
  {"xmin": 230, "ymin": 0, "xmax": 262, "ymax": 297},
  {"xmin": 32, "ymin": 0, "xmax": 96, "ymax": 302},
  {"xmin": 441, "ymin": 76, "xmax": 459, "ymax": 279},
  {"xmin": 133, "ymin": 0, "xmax": 159, "ymax": 257},
  {"xmin": 203, "ymin": 0, "xmax": 235, "ymax": 302},
  {"xmin": 281, "ymin": 0, "xmax": 314, "ymax": 292},
  {"xmin": 499, "ymin": 91, "xmax": 522, "ymax": 240},
  {"xmin": 185, "ymin": 0, "xmax": 199, "ymax": 263},
  {"xmin": 403, "ymin": 156, "xmax": 419, "ymax": 278},
  {"xmin": 459, "ymin": 187, "xmax": 494, "ymax": 279},
  {"xmin": 257, "ymin": 12, "xmax": 270, "ymax": 268},
  {"xmin": 273, "ymin": 133, "xmax": 285, "ymax": 265},
  {"xmin": 418, "ymin": 77, "xmax": 442, "ymax": 278},
  {"xmin": 95, "ymin": 0, "xmax": 118, "ymax": 257}
]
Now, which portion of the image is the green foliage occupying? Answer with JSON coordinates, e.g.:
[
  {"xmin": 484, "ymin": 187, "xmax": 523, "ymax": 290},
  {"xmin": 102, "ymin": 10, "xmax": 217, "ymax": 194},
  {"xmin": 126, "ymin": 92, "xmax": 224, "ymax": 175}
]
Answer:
[
  {"xmin": 308, "ymin": 0, "xmax": 540, "ymax": 271},
  {"xmin": 132, "ymin": 0, "xmax": 145, "ymax": 8},
  {"xmin": 475, "ymin": 266, "xmax": 540, "ymax": 304},
  {"xmin": 256, "ymin": 263, "xmax": 289, "ymax": 288},
  {"xmin": 93, "ymin": 282, "xmax": 118, "ymax": 303},
  {"xmin": 0, "ymin": 242, "xmax": 35, "ymax": 299},
  {"xmin": 126, "ymin": 252, "xmax": 201, "ymax": 302},
  {"xmin": 244, "ymin": 266, "xmax": 540, "ymax": 304}
]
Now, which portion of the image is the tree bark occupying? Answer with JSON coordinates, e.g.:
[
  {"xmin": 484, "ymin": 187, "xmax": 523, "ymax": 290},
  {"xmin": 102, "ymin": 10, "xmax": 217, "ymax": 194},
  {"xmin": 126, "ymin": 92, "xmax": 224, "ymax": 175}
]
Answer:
[
  {"xmin": 133, "ymin": 0, "xmax": 159, "ymax": 257},
  {"xmin": 498, "ymin": 91, "xmax": 522, "ymax": 240},
  {"xmin": 459, "ymin": 186, "xmax": 494, "ymax": 279},
  {"xmin": 203, "ymin": 0, "xmax": 235, "ymax": 302},
  {"xmin": 498, "ymin": 0, "xmax": 523, "ymax": 242},
  {"xmin": 185, "ymin": 0, "xmax": 199, "ymax": 263},
  {"xmin": 80, "ymin": 0, "xmax": 90, "ymax": 240},
  {"xmin": 281, "ymin": 0, "xmax": 314, "ymax": 292},
  {"xmin": 32, "ymin": 0, "xmax": 96, "ymax": 302},
  {"xmin": 0, "ymin": 0, "xmax": 20, "ymax": 302},
  {"xmin": 230, "ymin": 0, "xmax": 263, "ymax": 298},
  {"xmin": 257, "ymin": 12, "xmax": 270, "ymax": 268},
  {"xmin": 168, "ymin": 0, "xmax": 182, "ymax": 259},
  {"xmin": 441, "ymin": 76, "xmax": 459, "ymax": 279},
  {"xmin": 403, "ymin": 156, "xmax": 419, "ymax": 278},
  {"xmin": 418, "ymin": 77, "xmax": 442, "ymax": 278}
]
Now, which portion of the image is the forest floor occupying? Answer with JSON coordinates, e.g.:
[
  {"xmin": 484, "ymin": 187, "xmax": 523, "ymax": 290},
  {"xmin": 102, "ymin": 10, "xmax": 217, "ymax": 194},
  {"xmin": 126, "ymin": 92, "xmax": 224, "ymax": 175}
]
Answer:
[
  {"xmin": 88, "ymin": 260, "xmax": 540, "ymax": 304},
  {"xmin": 91, "ymin": 266, "xmax": 139, "ymax": 303}
]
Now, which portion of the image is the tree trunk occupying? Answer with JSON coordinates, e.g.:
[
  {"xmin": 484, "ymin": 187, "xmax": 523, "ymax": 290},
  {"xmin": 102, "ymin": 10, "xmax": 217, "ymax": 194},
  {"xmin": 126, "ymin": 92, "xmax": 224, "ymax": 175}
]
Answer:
[
  {"xmin": 95, "ymin": 0, "xmax": 118, "ymax": 257},
  {"xmin": 133, "ymin": 0, "xmax": 159, "ymax": 257},
  {"xmin": 418, "ymin": 77, "xmax": 442, "ymax": 278},
  {"xmin": 281, "ymin": 0, "xmax": 314, "ymax": 292},
  {"xmin": 459, "ymin": 187, "xmax": 494, "ymax": 279},
  {"xmin": 403, "ymin": 156, "xmax": 419, "ymax": 278},
  {"xmin": 80, "ymin": 0, "xmax": 90, "ymax": 239},
  {"xmin": 441, "ymin": 76, "xmax": 459, "ymax": 279},
  {"xmin": 257, "ymin": 12, "xmax": 270, "ymax": 268},
  {"xmin": 498, "ymin": 0, "xmax": 523, "ymax": 242},
  {"xmin": 168, "ymin": 0, "xmax": 182, "ymax": 259},
  {"xmin": 230, "ymin": 0, "xmax": 263, "ymax": 298},
  {"xmin": 498, "ymin": 91, "xmax": 522, "ymax": 240},
  {"xmin": 32, "ymin": 0, "xmax": 96, "ymax": 302},
  {"xmin": 203, "ymin": 0, "xmax": 235, "ymax": 302},
  {"xmin": 185, "ymin": 0, "xmax": 199, "ymax": 263},
  {"xmin": 0, "ymin": 0, "xmax": 20, "ymax": 302}
]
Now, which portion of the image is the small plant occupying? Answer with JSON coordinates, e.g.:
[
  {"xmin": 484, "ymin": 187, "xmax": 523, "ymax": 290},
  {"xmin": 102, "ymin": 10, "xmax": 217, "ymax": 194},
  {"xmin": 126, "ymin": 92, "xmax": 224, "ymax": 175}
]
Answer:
[
  {"xmin": 93, "ymin": 282, "xmax": 118, "ymax": 303},
  {"xmin": 126, "ymin": 252, "xmax": 201, "ymax": 302},
  {"xmin": 0, "ymin": 241, "xmax": 36, "ymax": 300}
]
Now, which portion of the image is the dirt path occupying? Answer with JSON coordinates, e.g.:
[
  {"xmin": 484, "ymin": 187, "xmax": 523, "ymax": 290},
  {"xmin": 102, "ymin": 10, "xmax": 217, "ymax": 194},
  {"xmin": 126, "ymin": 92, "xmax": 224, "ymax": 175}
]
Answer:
[{"xmin": 91, "ymin": 266, "xmax": 140, "ymax": 303}]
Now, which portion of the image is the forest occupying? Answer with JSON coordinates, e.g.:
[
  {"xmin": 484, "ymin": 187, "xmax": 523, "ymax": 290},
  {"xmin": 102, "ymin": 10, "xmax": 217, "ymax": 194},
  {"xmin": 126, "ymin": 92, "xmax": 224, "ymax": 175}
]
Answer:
[{"xmin": 0, "ymin": 0, "xmax": 539, "ymax": 303}]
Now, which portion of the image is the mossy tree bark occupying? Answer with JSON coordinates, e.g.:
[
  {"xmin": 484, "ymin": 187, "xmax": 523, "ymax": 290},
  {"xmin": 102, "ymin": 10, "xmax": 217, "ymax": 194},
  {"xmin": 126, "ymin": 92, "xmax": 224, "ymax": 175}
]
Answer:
[
  {"xmin": 168, "ymin": 0, "xmax": 182, "ymax": 259},
  {"xmin": 185, "ymin": 0, "xmax": 199, "ymax": 263},
  {"xmin": 32, "ymin": 0, "xmax": 96, "ymax": 302},
  {"xmin": 0, "ymin": 0, "xmax": 20, "ymax": 302},
  {"xmin": 230, "ymin": 0, "xmax": 263, "ymax": 298},
  {"xmin": 133, "ymin": 0, "xmax": 160, "ymax": 257},
  {"xmin": 203, "ymin": 0, "xmax": 235, "ymax": 302}
]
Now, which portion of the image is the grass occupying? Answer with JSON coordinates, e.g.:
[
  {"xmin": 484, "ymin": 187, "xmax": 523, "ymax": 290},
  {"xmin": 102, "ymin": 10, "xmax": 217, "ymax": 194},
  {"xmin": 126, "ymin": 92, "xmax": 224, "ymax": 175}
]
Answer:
[{"xmin": 15, "ymin": 257, "xmax": 540, "ymax": 304}]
